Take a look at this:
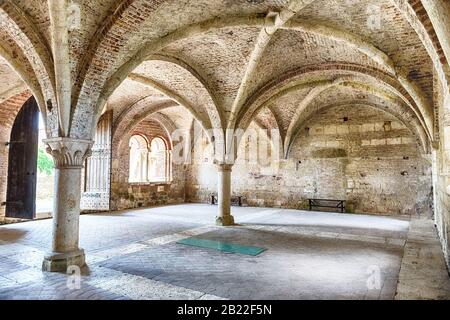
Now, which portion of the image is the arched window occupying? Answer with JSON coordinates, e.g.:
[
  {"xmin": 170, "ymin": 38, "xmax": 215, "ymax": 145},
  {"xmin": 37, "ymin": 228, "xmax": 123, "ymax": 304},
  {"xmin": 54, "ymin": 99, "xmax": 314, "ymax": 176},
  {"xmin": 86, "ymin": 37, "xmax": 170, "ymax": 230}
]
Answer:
[
  {"xmin": 129, "ymin": 135, "xmax": 149, "ymax": 183},
  {"xmin": 149, "ymin": 137, "xmax": 169, "ymax": 182},
  {"xmin": 129, "ymin": 135, "xmax": 171, "ymax": 183}
]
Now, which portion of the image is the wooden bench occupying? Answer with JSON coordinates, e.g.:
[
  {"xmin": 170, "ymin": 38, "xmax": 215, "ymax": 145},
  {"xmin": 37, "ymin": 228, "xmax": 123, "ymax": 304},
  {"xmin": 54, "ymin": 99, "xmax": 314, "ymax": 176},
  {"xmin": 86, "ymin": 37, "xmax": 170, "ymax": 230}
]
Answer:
[
  {"xmin": 308, "ymin": 199, "xmax": 346, "ymax": 213},
  {"xmin": 211, "ymin": 195, "xmax": 243, "ymax": 207}
]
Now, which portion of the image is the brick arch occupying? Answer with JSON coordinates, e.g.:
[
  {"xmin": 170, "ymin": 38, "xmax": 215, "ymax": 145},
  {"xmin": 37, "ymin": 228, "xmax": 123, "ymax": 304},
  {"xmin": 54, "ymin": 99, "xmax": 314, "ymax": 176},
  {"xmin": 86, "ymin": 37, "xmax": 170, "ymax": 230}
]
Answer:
[
  {"xmin": 282, "ymin": 77, "xmax": 431, "ymax": 155},
  {"xmin": 0, "ymin": 46, "xmax": 43, "ymax": 110},
  {"xmin": 127, "ymin": 54, "xmax": 223, "ymax": 133},
  {"xmin": 254, "ymin": 105, "xmax": 283, "ymax": 138},
  {"xmin": 127, "ymin": 73, "xmax": 213, "ymax": 130},
  {"xmin": 406, "ymin": 0, "xmax": 447, "ymax": 66},
  {"xmin": 249, "ymin": 105, "xmax": 284, "ymax": 159},
  {"xmin": 116, "ymin": 110, "xmax": 178, "ymax": 154},
  {"xmin": 71, "ymin": 0, "xmax": 143, "ymax": 111},
  {"xmin": 149, "ymin": 135, "xmax": 171, "ymax": 153},
  {"xmin": 392, "ymin": 0, "xmax": 449, "ymax": 89},
  {"xmin": 85, "ymin": 15, "xmax": 269, "ymax": 139},
  {"xmin": 232, "ymin": 105, "xmax": 284, "ymax": 163},
  {"xmin": 237, "ymin": 63, "xmax": 433, "ymax": 141},
  {"xmin": 93, "ymin": 15, "xmax": 395, "ymax": 132},
  {"xmin": 113, "ymin": 95, "xmax": 212, "ymax": 159},
  {"xmin": 112, "ymin": 98, "xmax": 178, "ymax": 153},
  {"xmin": 73, "ymin": 3, "xmax": 447, "ymax": 140},
  {"xmin": 74, "ymin": 0, "xmax": 170, "ymax": 122},
  {"xmin": 112, "ymin": 84, "xmax": 219, "ymax": 154},
  {"xmin": 129, "ymin": 133, "xmax": 149, "ymax": 149},
  {"xmin": 147, "ymin": 54, "xmax": 225, "ymax": 130},
  {"xmin": 150, "ymin": 113, "xmax": 177, "ymax": 150},
  {"xmin": 287, "ymin": 99, "xmax": 429, "ymax": 157},
  {"xmin": 0, "ymin": 35, "xmax": 47, "ymax": 125},
  {"xmin": 0, "ymin": 3, "xmax": 56, "ymax": 135}
]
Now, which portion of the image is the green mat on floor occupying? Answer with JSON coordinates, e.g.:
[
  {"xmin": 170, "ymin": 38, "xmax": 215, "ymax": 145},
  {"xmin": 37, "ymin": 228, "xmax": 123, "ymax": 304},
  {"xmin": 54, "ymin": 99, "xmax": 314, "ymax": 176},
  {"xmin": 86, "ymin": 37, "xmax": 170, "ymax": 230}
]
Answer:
[{"xmin": 177, "ymin": 237, "xmax": 267, "ymax": 256}]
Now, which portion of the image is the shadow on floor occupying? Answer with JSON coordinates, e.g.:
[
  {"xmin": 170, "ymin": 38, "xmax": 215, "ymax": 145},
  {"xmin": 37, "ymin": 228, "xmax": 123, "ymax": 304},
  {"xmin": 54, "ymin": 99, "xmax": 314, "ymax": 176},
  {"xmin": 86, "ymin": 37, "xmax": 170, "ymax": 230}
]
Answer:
[{"xmin": 0, "ymin": 228, "xmax": 28, "ymax": 242}]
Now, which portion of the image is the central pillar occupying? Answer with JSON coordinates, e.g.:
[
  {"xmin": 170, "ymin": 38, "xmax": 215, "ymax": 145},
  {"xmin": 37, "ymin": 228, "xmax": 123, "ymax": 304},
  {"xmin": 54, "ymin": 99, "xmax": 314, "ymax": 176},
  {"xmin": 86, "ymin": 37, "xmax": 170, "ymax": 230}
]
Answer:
[
  {"xmin": 215, "ymin": 164, "xmax": 235, "ymax": 226},
  {"xmin": 42, "ymin": 138, "xmax": 93, "ymax": 272}
]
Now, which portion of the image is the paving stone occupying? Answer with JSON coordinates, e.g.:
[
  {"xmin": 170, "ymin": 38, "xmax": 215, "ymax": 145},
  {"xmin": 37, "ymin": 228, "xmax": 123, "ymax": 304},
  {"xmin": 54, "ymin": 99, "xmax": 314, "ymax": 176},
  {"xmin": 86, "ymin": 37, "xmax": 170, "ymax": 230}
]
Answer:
[{"xmin": 0, "ymin": 205, "xmax": 449, "ymax": 300}]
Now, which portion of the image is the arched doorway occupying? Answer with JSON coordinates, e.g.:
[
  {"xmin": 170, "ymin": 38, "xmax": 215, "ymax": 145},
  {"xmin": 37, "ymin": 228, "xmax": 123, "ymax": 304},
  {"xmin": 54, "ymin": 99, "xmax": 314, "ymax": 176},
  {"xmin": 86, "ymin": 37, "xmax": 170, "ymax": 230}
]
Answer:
[{"xmin": 5, "ymin": 96, "xmax": 39, "ymax": 219}]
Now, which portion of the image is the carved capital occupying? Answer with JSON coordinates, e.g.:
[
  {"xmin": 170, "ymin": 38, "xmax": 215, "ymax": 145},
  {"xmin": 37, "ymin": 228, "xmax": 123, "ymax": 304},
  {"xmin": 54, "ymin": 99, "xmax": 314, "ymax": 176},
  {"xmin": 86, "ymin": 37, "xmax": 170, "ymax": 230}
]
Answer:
[
  {"xmin": 44, "ymin": 138, "xmax": 93, "ymax": 169},
  {"xmin": 213, "ymin": 156, "xmax": 235, "ymax": 169},
  {"xmin": 216, "ymin": 163, "xmax": 233, "ymax": 172}
]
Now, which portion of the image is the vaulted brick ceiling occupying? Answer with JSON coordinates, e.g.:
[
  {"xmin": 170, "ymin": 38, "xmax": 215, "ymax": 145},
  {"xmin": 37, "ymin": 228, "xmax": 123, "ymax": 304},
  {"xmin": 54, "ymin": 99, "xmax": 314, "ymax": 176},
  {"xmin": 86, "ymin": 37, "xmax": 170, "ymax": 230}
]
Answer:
[{"xmin": 0, "ymin": 0, "xmax": 448, "ymax": 152}]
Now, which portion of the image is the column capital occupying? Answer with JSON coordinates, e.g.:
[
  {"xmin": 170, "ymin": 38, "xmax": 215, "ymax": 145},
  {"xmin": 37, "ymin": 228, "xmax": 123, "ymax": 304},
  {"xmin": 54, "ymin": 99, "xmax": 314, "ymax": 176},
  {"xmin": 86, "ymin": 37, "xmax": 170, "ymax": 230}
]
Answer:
[
  {"xmin": 44, "ymin": 137, "xmax": 93, "ymax": 169},
  {"xmin": 432, "ymin": 140, "xmax": 440, "ymax": 150},
  {"xmin": 216, "ymin": 163, "xmax": 233, "ymax": 172}
]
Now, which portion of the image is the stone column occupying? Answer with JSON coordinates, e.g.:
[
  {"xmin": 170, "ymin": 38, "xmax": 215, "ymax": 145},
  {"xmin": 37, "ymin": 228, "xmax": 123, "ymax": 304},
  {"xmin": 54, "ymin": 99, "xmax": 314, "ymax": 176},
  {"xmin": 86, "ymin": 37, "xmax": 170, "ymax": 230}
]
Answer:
[
  {"xmin": 42, "ymin": 138, "xmax": 93, "ymax": 272},
  {"xmin": 142, "ymin": 148, "xmax": 149, "ymax": 182},
  {"xmin": 216, "ymin": 164, "xmax": 235, "ymax": 226},
  {"xmin": 166, "ymin": 150, "xmax": 172, "ymax": 182}
]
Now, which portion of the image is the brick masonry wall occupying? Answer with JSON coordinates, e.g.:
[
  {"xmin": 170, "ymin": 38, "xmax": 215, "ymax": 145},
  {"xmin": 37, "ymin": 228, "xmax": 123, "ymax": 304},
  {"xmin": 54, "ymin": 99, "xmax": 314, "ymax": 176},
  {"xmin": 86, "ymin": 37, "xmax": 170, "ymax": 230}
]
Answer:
[
  {"xmin": 186, "ymin": 105, "xmax": 433, "ymax": 217},
  {"xmin": 110, "ymin": 119, "xmax": 185, "ymax": 211},
  {"xmin": 0, "ymin": 92, "xmax": 32, "ymax": 218}
]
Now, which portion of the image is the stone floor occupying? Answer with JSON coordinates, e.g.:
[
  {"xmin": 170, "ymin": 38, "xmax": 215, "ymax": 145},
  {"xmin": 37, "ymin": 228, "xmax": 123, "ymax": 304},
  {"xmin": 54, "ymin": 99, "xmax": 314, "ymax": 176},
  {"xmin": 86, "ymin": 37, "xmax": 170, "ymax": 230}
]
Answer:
[
  {"xmin": 395, "ymin": 219, "xmax": 450, "ymax": 300},
  {"xmin": 0, "ymin": 204, "xmax": 449, "ymax": 300}
]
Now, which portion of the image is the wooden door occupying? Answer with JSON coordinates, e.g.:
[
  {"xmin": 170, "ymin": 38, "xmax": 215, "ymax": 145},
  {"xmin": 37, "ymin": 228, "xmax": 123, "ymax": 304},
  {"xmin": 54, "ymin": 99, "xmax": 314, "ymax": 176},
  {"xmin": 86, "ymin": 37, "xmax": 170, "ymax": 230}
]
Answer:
[{"xmin": 6, "ymin": 96, "xmax": 39, "ymax": 219}]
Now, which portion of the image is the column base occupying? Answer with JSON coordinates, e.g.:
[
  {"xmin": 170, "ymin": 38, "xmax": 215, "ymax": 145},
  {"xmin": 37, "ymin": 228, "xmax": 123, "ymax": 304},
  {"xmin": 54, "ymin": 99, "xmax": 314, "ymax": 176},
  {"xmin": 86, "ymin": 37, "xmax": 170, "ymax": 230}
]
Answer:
[
  {"xmin": 42, "ymin": 249, "xmax": 86, "ymax": 272},
  {"xmin": 215, "ymin": 215, "xmax": 235, "ymax": 226}
]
